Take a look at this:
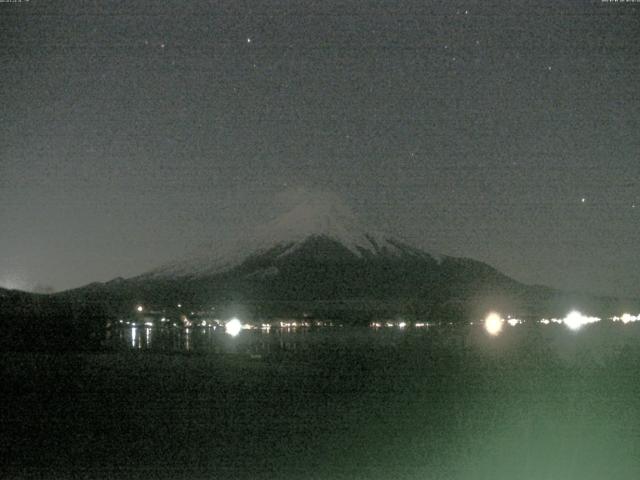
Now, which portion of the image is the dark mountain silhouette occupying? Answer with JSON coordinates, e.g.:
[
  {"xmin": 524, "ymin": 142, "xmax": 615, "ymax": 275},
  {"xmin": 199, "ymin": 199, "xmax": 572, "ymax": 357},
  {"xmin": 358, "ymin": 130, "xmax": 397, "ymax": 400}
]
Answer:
[{"xmin": 1, "ymin": 191, "xmax": 637, "ymax": 350}]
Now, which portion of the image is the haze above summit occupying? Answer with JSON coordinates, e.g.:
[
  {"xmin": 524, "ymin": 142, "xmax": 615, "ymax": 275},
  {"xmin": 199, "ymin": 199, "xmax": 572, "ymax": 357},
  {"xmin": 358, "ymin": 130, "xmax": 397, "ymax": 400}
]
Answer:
[{"xmin": 145, "ymin": 188, "xmax": 442, "ymax": 279}]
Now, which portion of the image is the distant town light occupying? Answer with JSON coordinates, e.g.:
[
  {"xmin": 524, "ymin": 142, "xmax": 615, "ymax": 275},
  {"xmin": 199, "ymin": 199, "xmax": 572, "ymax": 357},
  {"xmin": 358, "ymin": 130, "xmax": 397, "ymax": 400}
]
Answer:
[
  {"xmin": 225, "ymin": 318, "xmax": 242, "ymax": 337},
  {"xmin": 618, "ymin": 313, "xmax": 640, "ymax": 324},
  {"xmin": 398, "ymin": 321, "xmax": 407, "ymax": 329},
  {"xmin": 136, "ymin": 305, "xmax": 143, "ymax": 312},
  {"xmin": 564, "ymin": 311, "xmax": 583, "ymax": 330},
  {"xmin": 563, "ymin": 310, "xmax": 600, "ymax": 331},
  {"xmin": 484, "ymin": 312, "xmax": 503, "ymax": 336}
]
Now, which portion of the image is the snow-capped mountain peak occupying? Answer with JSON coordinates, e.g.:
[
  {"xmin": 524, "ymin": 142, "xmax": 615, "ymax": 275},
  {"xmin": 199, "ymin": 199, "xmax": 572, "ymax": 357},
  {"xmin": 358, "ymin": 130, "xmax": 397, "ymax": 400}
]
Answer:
[
  {"xmin": 143, "ymin": 189, "xmax": 440, "ymax": 278},
  {"xmin": 253, "ymin": 190, "xmax": 387, "ymax": 255}
]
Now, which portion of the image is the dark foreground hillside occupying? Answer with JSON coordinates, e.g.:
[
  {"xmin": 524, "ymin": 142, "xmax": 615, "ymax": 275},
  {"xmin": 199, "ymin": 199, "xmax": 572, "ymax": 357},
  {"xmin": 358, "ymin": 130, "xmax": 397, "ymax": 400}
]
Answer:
[{"xmin": 2, "ymin": 325, "xmax": 640, "ymax": 480}]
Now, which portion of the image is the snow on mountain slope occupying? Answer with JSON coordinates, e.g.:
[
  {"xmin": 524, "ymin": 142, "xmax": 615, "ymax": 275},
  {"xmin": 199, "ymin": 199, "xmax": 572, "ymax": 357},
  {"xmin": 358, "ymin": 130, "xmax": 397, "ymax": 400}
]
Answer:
[{"xmin": 143, "ymin": 189, "xmax": 442, "ymax": 279}]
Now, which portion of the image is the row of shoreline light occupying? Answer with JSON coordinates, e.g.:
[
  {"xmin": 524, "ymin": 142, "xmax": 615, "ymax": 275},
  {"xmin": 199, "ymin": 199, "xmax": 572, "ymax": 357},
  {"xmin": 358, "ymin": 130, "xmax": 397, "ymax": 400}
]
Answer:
[
  {"xmin": 131, "ymin": 304, "xmax": 640, "ymax": 338},
  {"xmin": 485, "ymin": 310, "xmax": 640, "ymax": 336}
]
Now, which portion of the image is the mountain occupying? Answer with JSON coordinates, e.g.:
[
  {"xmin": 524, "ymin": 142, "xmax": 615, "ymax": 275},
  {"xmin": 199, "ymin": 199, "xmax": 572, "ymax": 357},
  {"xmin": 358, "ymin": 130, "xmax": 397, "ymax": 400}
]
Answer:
[
  {"xmin": 2, "ymin": 190, "xmax": 637, "ymax": 338},
  {"xmin": 142, "ymin": 190, "xmax": 444, "ymax": 279},
  {"xmin": 71, "ymin": 190, "xmax": 632, "ymax": 322}
]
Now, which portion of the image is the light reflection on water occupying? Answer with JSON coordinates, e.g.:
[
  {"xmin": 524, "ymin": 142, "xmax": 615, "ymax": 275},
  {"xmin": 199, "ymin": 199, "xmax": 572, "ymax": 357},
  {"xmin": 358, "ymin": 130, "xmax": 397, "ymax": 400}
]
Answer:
[
  {"xmin": 110, "ymin": 324, "xmax": 419, "ymax": 355},
  {"xmin": 102, "ymin": 321, "xmax": 640, "ymax": 368},
  {"xmin": 130, "ymin": 327, "xmax": 138, "ymax": 349}
]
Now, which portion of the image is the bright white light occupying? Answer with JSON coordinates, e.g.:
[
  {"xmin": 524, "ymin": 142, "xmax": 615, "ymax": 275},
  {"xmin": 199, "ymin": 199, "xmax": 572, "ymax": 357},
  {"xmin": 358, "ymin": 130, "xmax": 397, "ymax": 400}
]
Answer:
[
  {"xmin": 225, "ymin": 318, "xmax": 242, "ymax": 337},
  {"xmin": 564, "ymin": 311, "xmax": 583, "ymax": 330},
  {"xmin": 136, "ymin": 305, "xmax": 143, "ymax": 312},
  {"xmin": 144, "ymin": 321, "xmax": 153, "ymax": 327},
  {"xmin": 542, "ymin": 317, "xmax": 564, "ymax": 324},
  {"xmin": 484, "ymin": 312, "xmax": 503, "ymax": 336},
  {"xmin": 398, "ymin": 321, "xmax": 407, "ymax": 329},
  {"xmin": 620, "ymin": 313, "xmax": 639, "ymax": 324},
  {"xmin": 563, "ymin": 310, "xmax": 600, "ymax": 331},
  {"xmin": 507, "ymin": 318, "xmax": 519, "ymax": 327},
  {"xmin": 611, "ymin": 313, "xmax": 640, "ymax": 324}
]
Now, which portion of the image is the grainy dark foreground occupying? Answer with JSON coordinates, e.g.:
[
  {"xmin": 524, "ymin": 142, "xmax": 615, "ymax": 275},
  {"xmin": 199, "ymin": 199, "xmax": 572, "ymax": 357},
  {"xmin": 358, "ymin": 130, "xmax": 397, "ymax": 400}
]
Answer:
[{"xmin": 2, "ymin": 325, "xmax": 640, "ymax": 480}]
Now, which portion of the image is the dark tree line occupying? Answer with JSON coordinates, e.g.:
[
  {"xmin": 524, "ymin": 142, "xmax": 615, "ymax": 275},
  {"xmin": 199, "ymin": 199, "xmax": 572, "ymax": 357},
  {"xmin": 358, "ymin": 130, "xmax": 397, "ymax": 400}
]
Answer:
[{"xmin": 0, "ymin": 292, "xmax": 110, "ymax": 352}]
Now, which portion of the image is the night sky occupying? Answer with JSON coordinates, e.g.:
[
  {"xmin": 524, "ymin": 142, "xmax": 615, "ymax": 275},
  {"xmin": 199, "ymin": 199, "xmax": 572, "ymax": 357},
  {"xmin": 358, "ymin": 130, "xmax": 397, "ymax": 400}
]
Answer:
[{"xmin": 1, "ymin": 1, "xmax": 638, "ymax": 297}]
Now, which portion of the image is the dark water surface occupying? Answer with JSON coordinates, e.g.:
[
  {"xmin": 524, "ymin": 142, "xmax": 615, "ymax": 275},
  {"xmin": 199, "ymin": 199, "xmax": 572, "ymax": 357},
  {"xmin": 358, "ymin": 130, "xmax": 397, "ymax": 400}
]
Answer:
[
  {"xmin": 3, "ymin": 324, "xmax": 640, "ymax": 479},
  {"xmin": 107, "ymin": 324, "xmax": 434, "ymax": 355}
]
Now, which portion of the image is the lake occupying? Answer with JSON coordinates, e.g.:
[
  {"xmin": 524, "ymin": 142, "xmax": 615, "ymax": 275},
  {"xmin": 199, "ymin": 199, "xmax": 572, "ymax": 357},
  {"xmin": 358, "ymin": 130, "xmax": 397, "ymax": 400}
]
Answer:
[
  {"xmin": 106, "ymin": 323, "xmax": 448, "ymax": 356},
  {"xmin": 3, "ymin": 322, "xmax": 640, "ymax": 479}
]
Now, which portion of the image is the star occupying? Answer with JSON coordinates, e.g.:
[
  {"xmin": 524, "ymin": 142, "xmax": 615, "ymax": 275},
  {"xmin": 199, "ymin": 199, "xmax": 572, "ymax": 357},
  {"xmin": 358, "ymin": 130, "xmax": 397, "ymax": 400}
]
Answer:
[
  {"xmin": 247, "ymin": 37, "xmax": 252, "ymax": 44},
  {"xmin": 581, "ymin": 198, "xmax": 586, "ymax": 203}
]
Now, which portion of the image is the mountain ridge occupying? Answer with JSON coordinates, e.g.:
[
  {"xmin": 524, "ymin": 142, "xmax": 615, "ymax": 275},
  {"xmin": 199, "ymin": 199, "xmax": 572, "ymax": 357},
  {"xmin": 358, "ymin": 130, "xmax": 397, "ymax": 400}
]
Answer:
[{"xmin": 2, "ymin": 191, "xmax": 638, "ymax": 336}]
